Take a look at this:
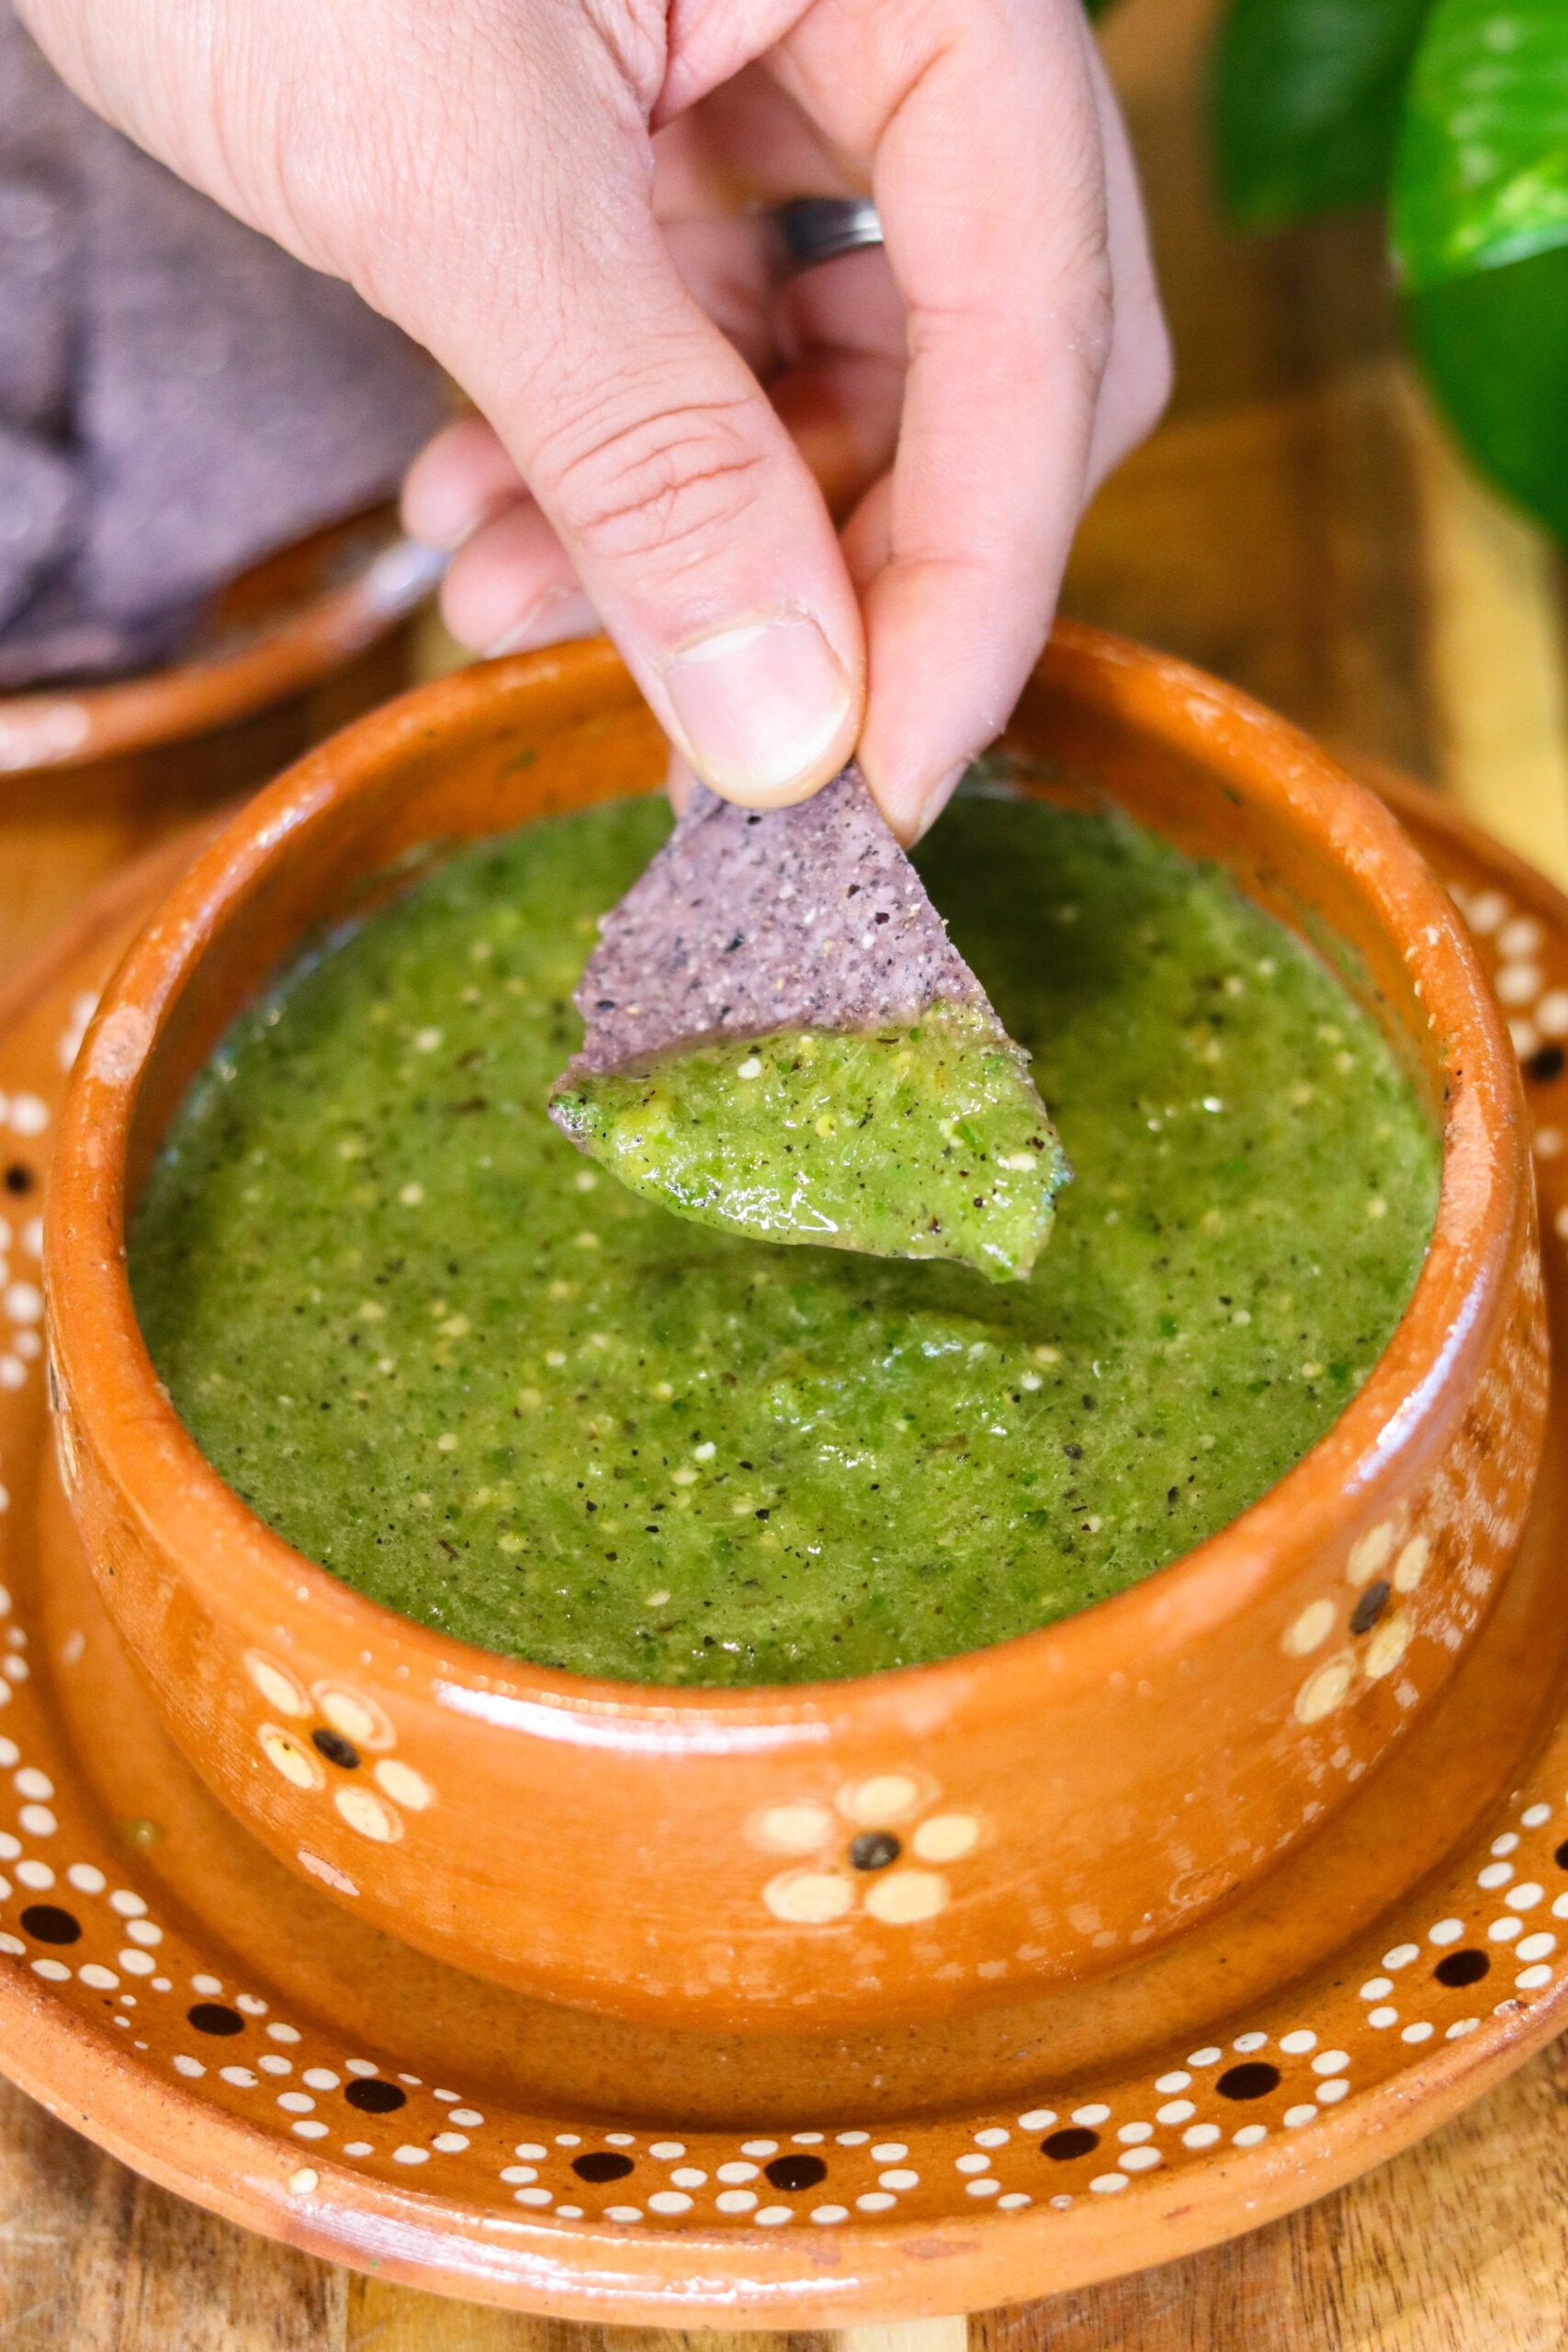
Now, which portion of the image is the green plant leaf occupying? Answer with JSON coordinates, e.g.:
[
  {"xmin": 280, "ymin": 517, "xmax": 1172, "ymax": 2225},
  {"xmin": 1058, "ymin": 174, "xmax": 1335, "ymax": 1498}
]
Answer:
[
  {"xmin": 1393, "ymin": 0, "xmax": 1568, "ymax": 290},
  {"xmin": 1407, "ymin": 243, "xmax": 1568, "ymax": 538},
  {"xmin": 1212, "ymin": 0, "xmax": 1431, "ymax": 226}
]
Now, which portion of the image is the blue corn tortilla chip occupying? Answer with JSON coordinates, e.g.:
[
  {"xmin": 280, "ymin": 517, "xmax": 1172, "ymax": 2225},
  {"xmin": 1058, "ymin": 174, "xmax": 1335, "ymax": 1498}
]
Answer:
[
  {"xmin": 558, "ymin": 764, "xmax": 988, "ymax": 1080},
  {"xmin": 76, "ymin": 127, "xmax": 447, "ymax": 622},
  {"xmin": 0, "ymin": 424, "xmax": 76, "ymax": 632}
]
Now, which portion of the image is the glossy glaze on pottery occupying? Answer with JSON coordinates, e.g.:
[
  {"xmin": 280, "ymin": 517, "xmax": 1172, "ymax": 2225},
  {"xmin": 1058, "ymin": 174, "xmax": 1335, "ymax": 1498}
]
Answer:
[
  {"xmin": 44, "ymin": 631, "xmax": 1548, "ymax": 2030},
  {"xmin": 3, "ymin": 793, "xmax": 1567, "ymax": 2317}
]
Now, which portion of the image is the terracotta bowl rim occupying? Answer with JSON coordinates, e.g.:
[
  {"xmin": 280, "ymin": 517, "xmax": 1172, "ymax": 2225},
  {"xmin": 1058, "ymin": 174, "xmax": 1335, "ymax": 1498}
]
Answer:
[
  {"xmin": 44, "ymin": 623, "xmax": 1529, "ymax": 1736},
  {"xmin": 0, "ymin": 509, "xmax": 438, "ymax": 775}
]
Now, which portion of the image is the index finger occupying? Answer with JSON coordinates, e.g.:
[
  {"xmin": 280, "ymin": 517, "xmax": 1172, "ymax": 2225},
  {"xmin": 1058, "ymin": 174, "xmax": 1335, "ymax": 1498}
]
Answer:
[{"xmin": 778, "ymin": 0, "xmax": 1116, "ymax": 838}]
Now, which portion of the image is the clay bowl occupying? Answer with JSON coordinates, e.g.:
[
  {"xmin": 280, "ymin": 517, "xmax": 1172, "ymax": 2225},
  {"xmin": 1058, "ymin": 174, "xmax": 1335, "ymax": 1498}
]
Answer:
[
  {"xmin": 0, "ymin": 509, "xmax": 437, "ymax": 963},
  {"xmin": 44, "ymin": 626, "xmax": 1548, "ymax": 2035}
]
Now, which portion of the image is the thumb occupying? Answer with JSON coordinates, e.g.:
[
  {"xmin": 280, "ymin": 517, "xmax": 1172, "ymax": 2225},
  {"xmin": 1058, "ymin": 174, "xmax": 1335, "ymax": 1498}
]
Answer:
[{"xmin": 444, "ymin": 171, "xmax": 863, "ymax": 808}]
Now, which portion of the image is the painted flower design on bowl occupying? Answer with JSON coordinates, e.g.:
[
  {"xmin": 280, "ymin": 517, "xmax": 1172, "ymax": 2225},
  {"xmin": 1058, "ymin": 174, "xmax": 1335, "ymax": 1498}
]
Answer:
[{"xmin": 750, "ymin": 1772, "xmax": 984, "ymax": 1926}]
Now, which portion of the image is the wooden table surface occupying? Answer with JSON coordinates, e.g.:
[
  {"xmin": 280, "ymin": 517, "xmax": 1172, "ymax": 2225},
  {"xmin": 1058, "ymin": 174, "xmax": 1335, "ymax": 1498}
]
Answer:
[{"xmin": 6, "ymin": 0, "xmax": 1568, "ymax": 2342}]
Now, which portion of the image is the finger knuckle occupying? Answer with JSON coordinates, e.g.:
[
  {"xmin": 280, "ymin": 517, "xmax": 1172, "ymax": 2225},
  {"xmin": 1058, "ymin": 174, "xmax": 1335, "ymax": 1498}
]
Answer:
[{"xmin": 543, "ymin": 393, "xmax": 769, "ymax": 572}]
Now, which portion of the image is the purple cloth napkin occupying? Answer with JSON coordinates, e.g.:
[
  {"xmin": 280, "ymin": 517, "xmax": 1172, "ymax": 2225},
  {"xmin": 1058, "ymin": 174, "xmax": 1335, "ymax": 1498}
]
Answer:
[{"xmin": 0, "ymin": 4, "xmax": 446, "ymax": 688}]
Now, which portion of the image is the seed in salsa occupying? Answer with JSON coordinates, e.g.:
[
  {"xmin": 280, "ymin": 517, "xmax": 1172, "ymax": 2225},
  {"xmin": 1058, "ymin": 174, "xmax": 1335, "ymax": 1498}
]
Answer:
[{"xmin": 130, "ymin": 789, "xmax": 1441, "ymax": 1687}]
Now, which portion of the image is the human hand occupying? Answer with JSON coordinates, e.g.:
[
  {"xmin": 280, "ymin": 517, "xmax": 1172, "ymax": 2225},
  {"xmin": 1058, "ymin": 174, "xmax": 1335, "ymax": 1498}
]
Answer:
[{"xmin": 20, "ymin": 0, "xmax": 1169, "ymax": 839}]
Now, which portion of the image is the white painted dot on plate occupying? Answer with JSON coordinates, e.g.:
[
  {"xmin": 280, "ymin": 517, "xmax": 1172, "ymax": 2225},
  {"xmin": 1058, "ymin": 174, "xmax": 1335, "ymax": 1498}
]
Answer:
[
  {"xmin": 1382, "ymin": 1942, "xmax": 1420, "ymax": 1969},
  {"xmin": 1518, "ymin": 1933, "xmax": 1557, "ymax": 1962},
  {"xmin": 1117, "ymin": 2122, "xmax": 1154, "ymax": 2145},
  {"xmin": 998, "ymin": 2192, "xmax": 1032, "ymax": 2211},
  {"xmin": 259, "ymin": 1724, "xmax": 322, "ymax": 1791},
  {"xmin": 1368, "ymin": 2007, "xmax": 1398, "ymax": 2029},
  {"xmin": 1232, "ymin": 2031, "xmax": 1269, "ymax": 2054},
  {"xmin": 840, "ymin": 1774, "xmax": 921, "ymax": 1826},
  {"xmin": 449, "ymin": 2109, "xmax": 483, "ymax": 2129},
  {"xmin": 267, "ymin": 2024, "xmax": 301, "ymax": 2044},
  {"xmin": 13, "ymin": 1767, "xmax": 51, "ymax": 1801},
  {"xmin": 334, "ymin": 1786, "xmax": 400, "ymax": 1843},
  {"xmin": 956, "ymin": 2154, "xmax": 991, "ymax": 2175},
  {"xmin": 974, "ymin": 2127, "xmax": 1010, "ymax": 2148},
  {"xmin": 1364, "ymin": 1610, "xmax": 1413, "ymax": 1679},
  {"xmin": 605, "ymin": 2205, "xmax": 644, "ymax": 2225},
  {"xmin": 911, "ymin": 1812, "xmax": 980, "ymax": 1863},
  {"xmin": 792, "ymin": 2133, "xmax": 825, "ymax": 2146},
  {"xmin": 854, "ymin": 2191, "xmax": 896, "ymax": 2213},
  {"xmin": 604, "ymin": 2132, "xmax": 637, "ymax": 2148},
  {"xmin": 291, "ymin": 2121, "xmax": 329, "ymax": 2142},
  {"xmin": 124, "ymin": 1918, "xmax": 161, "ymax": 1947},
  {"xmin": 1188, "ymin": 2047, "xmax": 1223, "ymax": 2067},
  {"xmin": 753, "ymin": 1803, "xmax": 834, "ymax": 1856},
  {"xmin": 649, "ymin": 2140, "xmax": 685, "ymax": 2160},
  {"xmin": 1155, "ymin": 2072, "xmax": 1191, "ymax": 2095},
  {"xmin": 1119, "ymin": 2146, "xmax": 1162, "ymax": 2173},
  {"xmin": 1517, "ymin": 1964, "xmax": 1553, "ymax": 1990},
  {"xmin": 6, "ymin": 1095, "xmax": 47, "ymax": 1137},
  {"xmin": 1506, "ymin": 1882, "xmax": 1545, "ymax": 1911},
  {"xmin": 1232, "ymin": 2125, "xmax": 1268, "ymax": 2149},
  {"xmin": 220, "ymin": 2067, "xmax": 258, "ymax": 2089},
  {"xmin": 15, "ymin": 1860, "xmax": 52, "ymax": 1888},
  {"xmin": 30, "ymin": 1959, "xmax": 70, "ymax": 1982},
  {"xmin": 314, "ymin": 1684, "xmax": 392, "ymax": 1748},
  {"xmin": 648, "ymin": 2191, "xmax": 692, "ymax": 2216},
  {"xmin": 1348, "ymin": 1521, "xmax": 1396, "ymax": 1586},
  {"xmin": 1401, "ymin": 2022, "xmax": 1435, "ymax": 2043},
  {"xmin": 1316, "ymin": 2079, "xmax": 1351, "ymax": 2106},
  {"xmin": 966, "ymin": 2177, "xmax": 1000, "ymax": 2198},
  {"xmin": 373, "ymin": 1758, "xmax": 434, "ymax": 1812},
  {"xmin": 1428, "ymin": 1917, "xmax": 1464, "ymax": 1946},
  {"xmin": 117, "ymin": 1954, "xmax": 154, "ymax": 1982},
  {"xmin": 1446, "ymin": 2018, "xmax": 1480, "ymax": 2041},
  {"xmin": 78, "ymin": 1964, "xmax": 118, "ymax": 1991},
  {"xmin": 1296, "ymin": 1654, "xmax": 1354, "ymax": 1724},
  {"xmin": 1496, "ymin": 961, "xmax": 1544, "ymax": 1007},
  {"xmin": 173, "ymin": 2055, "xmax": 205, "ymax": 2079},
  {"xmin": 863, "ymin": 1869, "xmax": 948, "ymax": 1925},
  {"xmin": 1311, "ymin": 2050, "xmax": 1349, "ymax": 2076},
  {"xmin": 716, "ymin": 2189, "xmax": 758, "ymax": 2214},
  {"xmin": 741, "ymin": 2139, "xmax": 780, "ymax": 2157},
  {"xmin": 756, "ymin": 2204, "xmax": 797, "ymax": 2227},
  {"xmin": 1279, "ymin": 2029, "xmax": 1317, "ymax": 2054},
  {"xmin": 1283, "ymin": 2104, "xmax": 1317, "ymax": 2129},
  {"xmin": 1089, "ymin": 2174, "xmax": 1128, "ymax": 2196},
  {"xmin": 67, "ymin": 1863, "xmax": 107, "ymax": 1895},
  {"xmin": 1393, "ymin": 1536, "xmax": 1430, "ymax": 1593},
  {"xmin": 1156, "ymin": 2099, "xmax": 1195, "ymax": 2126},
  {"xmin": 391, "ymin": 2146, "xmax": 429, "ymax": 2166},
  {"xmin": 1282, "ymin": 1599, "xmax": 1335, "ymax": 1657},
  {"xmin": 1522, "ymin": 1804, "xmax": 1552, "ymax": 1828},
  {"xmin": 763, "ymin": 1868, "xmax": 852, "ymax": 1925},
  {"xmin": 1018, "ymin": 2109, "xmax": 1058, "ymax": 2131},
  {"xmin": 671, "ymin": 2168, "xmax": 707, "ymax": 2189},
  {"xmin": 1072, "ymin": 2104, "xmax": 1111, "ymax": 2127},
  {"xmin": 716, "ymin": 2162, "xmax": 758, "ymax": 2185},
  {"xmin": 432, "ymin": 2132, "xmax": 469, "ymax": 2154},
  {"xmin": 17, "ymin": 1804, "xmax": 54, "ymax": 1838},
  {"xmin": 811, "ymin": 2204, "xmax": 850, "ymax": 2225},
  {"xmin": 1493, "ymin": 1916, "xmax": 1523, "ymax": 1940},
  {"xmin": 835, "ymin": 2131, "xmax": 870, "ymax": 2146}
]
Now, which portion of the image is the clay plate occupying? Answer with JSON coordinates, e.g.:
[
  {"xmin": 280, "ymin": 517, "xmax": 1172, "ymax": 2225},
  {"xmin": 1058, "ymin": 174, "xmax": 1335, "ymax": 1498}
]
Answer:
[{"xmin": 0, "ymin": 783, "xmax": 1565, "ymax": 2324}]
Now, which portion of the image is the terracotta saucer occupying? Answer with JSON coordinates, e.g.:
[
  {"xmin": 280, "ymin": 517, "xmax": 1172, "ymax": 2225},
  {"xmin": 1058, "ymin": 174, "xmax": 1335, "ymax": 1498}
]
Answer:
[{"xmin": 1, "ymin": 782, "xmax": 1567, "ymax": 2325}]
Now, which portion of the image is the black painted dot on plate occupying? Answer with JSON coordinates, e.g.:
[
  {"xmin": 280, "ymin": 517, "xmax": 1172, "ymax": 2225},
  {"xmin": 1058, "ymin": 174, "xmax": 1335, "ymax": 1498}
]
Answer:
[
  {"xmin": 1435, "ymin": 1947, "xmax": 1490, "ymax": 1987},
  {"xmin": 186, "ymin": 2002, "xmax": 244, "ymax": 2037},
  {"xmin": 345, "ymin": 2076, "xmax": 407, "ymax": 2114},
  {"xmin": 572, "ymin": 2151, "xmax": 635, "ymax": 2184},
  {"xmin": 1527, "ymin": 1043, "xmax": 1565, "ymax": 1085},
  {"xmin": 1215, "ymin": 2061, "xmax": 1280, "ymax": 2100},
  {"xmin": 311, "ymin": 1727, "xmax": 361, "ymax": 1770},
  {"xmin": 19, "ymin": 1904, "xmax": 80, "ymax": 1946},
  {"xmin": 1350, "ymin": 1578, "xmax": 1391, "ymax": 1636},
  {"xmin": 764, "ymin": 2154, "xmax": 828, "ymax": 2192},
  {"xmin": 4, "ymin": 1163, "xmax": 32, "ymax": 1195},
  {"xmin": 1554, "ymin": 1839, "xmax": 1568, "ymax": 1871},
  {"xmin": 850, "ymin": 1831, "xmax": 901, "ymax": 1872},
  {"xmin": 1042, "ymin": 2126, "xmax": 1100, "ymax": 2161}
]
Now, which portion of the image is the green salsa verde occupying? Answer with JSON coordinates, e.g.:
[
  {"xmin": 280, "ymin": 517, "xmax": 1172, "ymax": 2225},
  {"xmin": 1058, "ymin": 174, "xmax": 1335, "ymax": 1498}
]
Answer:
[{"xmin": 130, "ymin": 790, "xmax": 1441, "ymax": 1687}]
